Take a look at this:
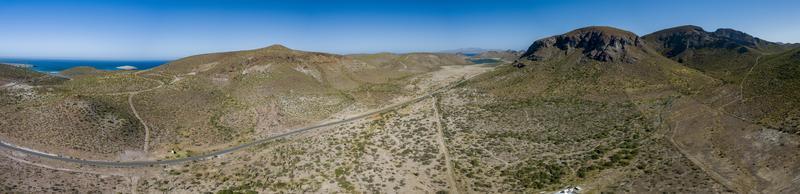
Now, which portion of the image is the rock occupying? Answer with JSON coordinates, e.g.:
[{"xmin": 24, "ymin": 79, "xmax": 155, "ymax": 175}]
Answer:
[{"xmin": 520, "ymin": 26, "xmax": 644, "ymax": 62}]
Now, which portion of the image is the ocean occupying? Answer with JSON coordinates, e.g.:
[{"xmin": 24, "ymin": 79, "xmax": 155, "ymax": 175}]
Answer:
[{"xmin": 0, "ymin": 58, "xmax": 169, "ymax": 73}]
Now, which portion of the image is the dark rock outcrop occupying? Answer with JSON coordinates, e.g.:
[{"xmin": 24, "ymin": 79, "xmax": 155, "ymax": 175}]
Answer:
[{"xmin": 521, "ymin": 26, "xmax": 645, "ymax": 63}]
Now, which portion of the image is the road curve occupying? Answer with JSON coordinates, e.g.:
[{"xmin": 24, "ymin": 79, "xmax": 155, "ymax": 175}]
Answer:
[{"xmin": 0, "ymin": 78, "xmax": 463, "ymax": 167}]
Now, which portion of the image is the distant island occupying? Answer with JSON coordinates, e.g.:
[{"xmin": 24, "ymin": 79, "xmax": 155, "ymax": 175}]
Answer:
[{"xmin": 115, "ymin": 65, "xmax": 138, "ymax": 70}]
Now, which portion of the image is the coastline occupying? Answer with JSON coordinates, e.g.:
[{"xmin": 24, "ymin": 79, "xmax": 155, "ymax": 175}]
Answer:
[{"xmin": 0, "ymin": 58, "xmax": 168, "ymax": 74}]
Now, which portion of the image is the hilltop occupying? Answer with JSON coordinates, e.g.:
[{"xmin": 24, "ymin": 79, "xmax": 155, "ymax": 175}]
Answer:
[{"xmin": 59, "ymin": 66, "xmax": 107, "ymax": 77}]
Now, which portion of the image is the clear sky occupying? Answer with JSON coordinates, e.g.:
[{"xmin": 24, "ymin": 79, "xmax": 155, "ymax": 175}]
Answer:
[{"xmin": 1, "ymin": 0, "xmax": 799, "ymax": 60}]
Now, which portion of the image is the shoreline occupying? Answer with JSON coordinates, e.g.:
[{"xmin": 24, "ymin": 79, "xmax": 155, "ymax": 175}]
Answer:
[{"xmin": 0, "ymin": 59, "xmax": 168, "ymax": 74}]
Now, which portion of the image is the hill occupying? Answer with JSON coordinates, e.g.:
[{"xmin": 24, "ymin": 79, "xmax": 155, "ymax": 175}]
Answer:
[
  {"xmin": 0, "ymin": 63, "xmax": 66, "ymax": 86},
  {"xmin": 136, "ymin": 45, "xmax": 475, "ymax": 156},
  {"xmin": 59, "ymin": 66, "xmax": 107, "ymax": 78},
  {"xmin": 0, "ymin": 64, "xmax": 144, "ymax": 160},
  {"xmin": 715, "ymin": 47, "xmax": 800, "ymax": 135},
  {"xmin": 0, "ymin": 44, "xmax": 479, "ymax": 161},
  {"xmin": 475, "ymin": 50, "xmax": 523, "ymax": 62}
]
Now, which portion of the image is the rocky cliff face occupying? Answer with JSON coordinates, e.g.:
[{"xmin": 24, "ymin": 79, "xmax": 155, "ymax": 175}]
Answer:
[{"xmin": 521, "ymin": 26, "xmax": 645, "ymax": 63}]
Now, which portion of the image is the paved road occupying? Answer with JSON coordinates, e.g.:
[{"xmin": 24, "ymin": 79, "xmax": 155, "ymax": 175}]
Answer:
[{"xmin": 0, "ymin": 79, "xmax": 461, "ymax": 167}]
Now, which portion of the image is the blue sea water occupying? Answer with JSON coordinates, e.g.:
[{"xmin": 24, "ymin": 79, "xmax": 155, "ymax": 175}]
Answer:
[
  {"xmin": 468, "ymin": 58, "xmax": 501, "ymax": 64},
  {"xmin": 0, "ymin": 58, "xmax": 168, "ymax": 73}
]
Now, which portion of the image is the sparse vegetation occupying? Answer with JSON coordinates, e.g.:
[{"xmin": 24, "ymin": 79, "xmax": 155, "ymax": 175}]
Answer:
[{"xmin": 2, "ymin": 25, "xmax": 799, "ymax": 193}]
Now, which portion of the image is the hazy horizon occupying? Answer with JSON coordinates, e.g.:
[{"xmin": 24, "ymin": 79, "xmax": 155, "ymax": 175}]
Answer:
[{"xmin": 2, "ymin": 0, "xmax": 800, "ymax": 60}]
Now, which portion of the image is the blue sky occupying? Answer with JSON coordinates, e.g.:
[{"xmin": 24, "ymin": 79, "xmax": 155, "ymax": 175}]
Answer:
[{"xmin": 1, "ymin": 0, "xmax": 799, "ymax": 60}]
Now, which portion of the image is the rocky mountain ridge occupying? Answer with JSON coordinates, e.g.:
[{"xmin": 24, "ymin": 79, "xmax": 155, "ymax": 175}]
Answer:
[
  {"xmin": 521, "ymin": 26, "xmax": 646, "ymax": 62},
  {"xmin": 643, "ymin": 25, "xmax": 786, "ymax": 59}
]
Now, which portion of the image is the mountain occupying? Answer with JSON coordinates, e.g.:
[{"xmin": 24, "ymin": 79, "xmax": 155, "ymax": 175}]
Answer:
[
  {"xmin": 509, "ymin": 26, "xmax": 717, "ymax": 96},
  {"xmin": 434, "ymin": 26, "xmax": 725, "ymax": 193},
  {"xmin": 643, "ymin": 26, "xmax": 800, "ymax": 134},
  {"xmin": 643, "ymin": 25, "xmax": 793, "ymax": 82},
  {"xmin": 644, "ymin": 26, "xmax": 800, "ymax": 193},
  {"xmin": 643, "ymin": 25, "xmax": 800, "ymax": 130},
  {"xmin": 521, "ymin": 26, "xmax": 647, "ymax": 62},
  {"xmin": 644, "ymin": 25, "xmax": 784, "ymax": 57},
  {"xmin": 432, "ymin": 26, "xmax": 800, "ymax": 193}
]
